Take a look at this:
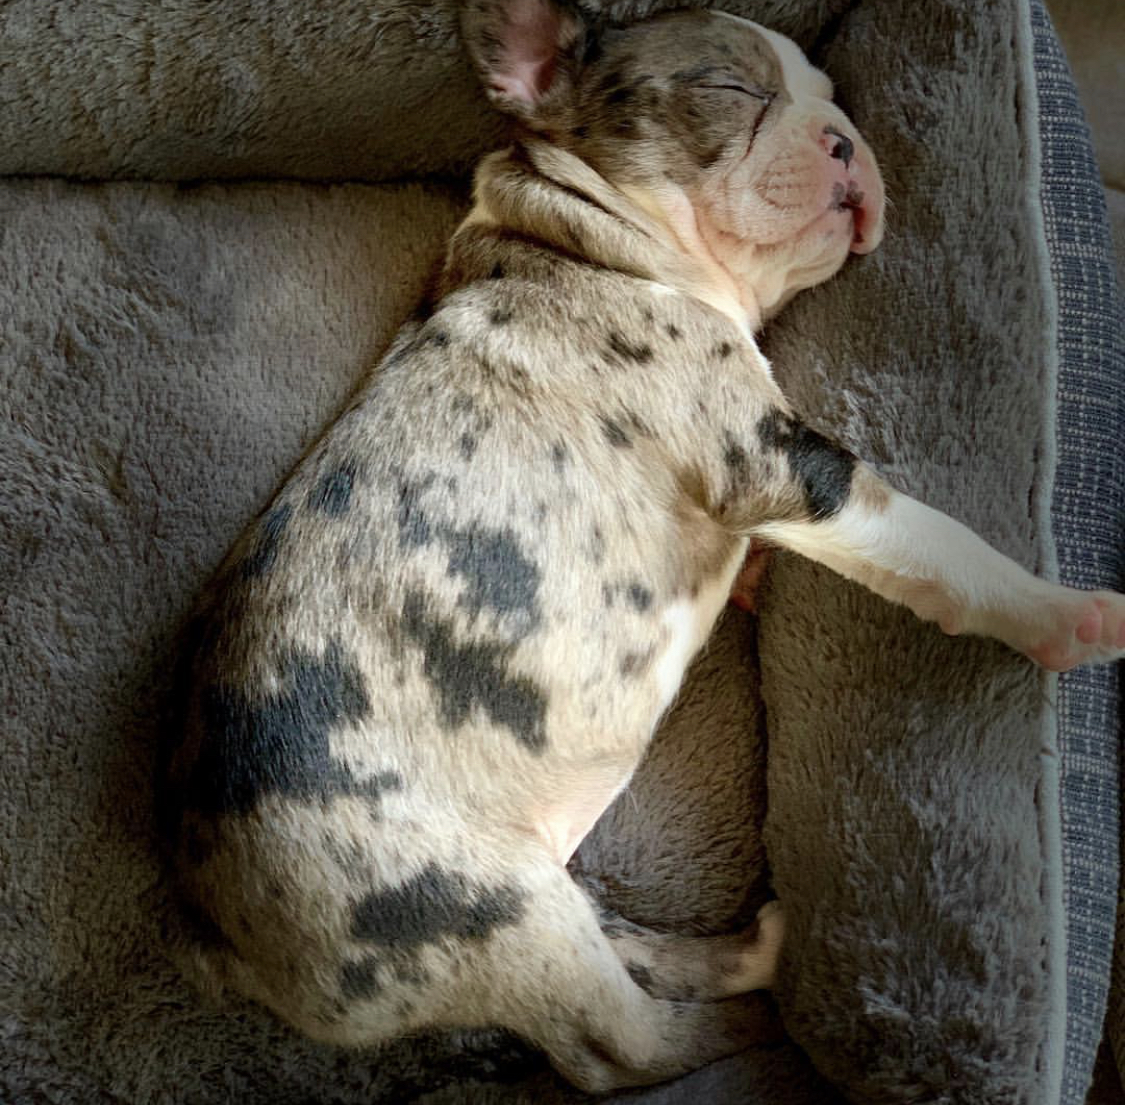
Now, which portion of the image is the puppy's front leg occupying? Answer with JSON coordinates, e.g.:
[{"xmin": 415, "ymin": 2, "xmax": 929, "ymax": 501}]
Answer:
[{"xmin": 717, "ymin": 409, "xmax": 1125, "ymax": 671}]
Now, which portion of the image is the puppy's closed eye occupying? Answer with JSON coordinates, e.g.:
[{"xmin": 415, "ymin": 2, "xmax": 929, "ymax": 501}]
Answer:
[{"xmin": 698, "ymin": 82, "xmax": 773, "ymax": 103}]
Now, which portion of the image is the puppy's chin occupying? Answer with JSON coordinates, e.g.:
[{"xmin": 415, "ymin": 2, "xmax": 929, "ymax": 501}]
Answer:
[
  {"xmin": 800, "ymin": 205, "xmax": 867, "ymax": 264},
  {"xmin": 742, "ymin": 221, "xmax": 855, "ymax": 322}
]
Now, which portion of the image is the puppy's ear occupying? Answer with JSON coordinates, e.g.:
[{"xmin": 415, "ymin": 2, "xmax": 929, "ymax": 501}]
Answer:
[{"xmin": 462, "ymin": 0, "xmax": 587, "ymax": 122}]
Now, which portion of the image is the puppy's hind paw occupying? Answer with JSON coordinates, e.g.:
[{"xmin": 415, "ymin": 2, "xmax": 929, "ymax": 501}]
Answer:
[
  {"xmin": 723, "ymin": 900, "xmax": 785, "ymax": 993},
  {"xmin": 753, "ymin": 899, "xmax": 785, "ymax": 986}
]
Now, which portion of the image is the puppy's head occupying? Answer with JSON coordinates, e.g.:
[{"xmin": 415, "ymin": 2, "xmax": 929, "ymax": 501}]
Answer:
[{"xmin": 464, "ymin": 1, "xmax": 885, "ymax": 322}]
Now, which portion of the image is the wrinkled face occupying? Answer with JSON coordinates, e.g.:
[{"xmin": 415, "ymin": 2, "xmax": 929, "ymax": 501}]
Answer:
[
  {"xmin": 561, "ymin": 12, "xmax": 881, "ymax": 248},
  {"xmin": 467, "ymin": 1, "xmax": 885, "ymax": 319}
]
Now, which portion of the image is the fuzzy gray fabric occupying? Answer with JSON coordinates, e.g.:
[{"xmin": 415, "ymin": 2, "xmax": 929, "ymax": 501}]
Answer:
[
  {"xmin": 754, "ymin": 1, "xmax": 1065, "ymax": 1098},
  {"xmin": 0, "ymin": 0, "xmax": 845, "ymax": 183},
  {"xmin": 0, "ymin": 0, "xmax": 1101, "ymax": 1102}
]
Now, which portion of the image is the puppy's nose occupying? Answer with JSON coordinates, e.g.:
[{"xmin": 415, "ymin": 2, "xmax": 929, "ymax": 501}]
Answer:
[{"xmin": 822, "ymin": 126, "xmax": 853, "ymax": 168}]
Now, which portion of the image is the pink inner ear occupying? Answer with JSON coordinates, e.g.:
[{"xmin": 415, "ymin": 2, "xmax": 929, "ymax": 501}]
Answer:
[
  {"xmin": 490, "ymin": 56, "xmax": 557, "ymax": 106},
  {"xmin": 490, "ymin": 0, "xmax": 572, "ymax": 107}
]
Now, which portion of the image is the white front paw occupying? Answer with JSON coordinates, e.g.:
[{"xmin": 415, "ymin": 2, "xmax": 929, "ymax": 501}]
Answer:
[
  {"xmin": 1022, "ymin": 589, "xmax": 1125, "ymax": 671},
  {"xmin": 953, "ymin": 578, "xmax": 1125, "ymax": 671}
]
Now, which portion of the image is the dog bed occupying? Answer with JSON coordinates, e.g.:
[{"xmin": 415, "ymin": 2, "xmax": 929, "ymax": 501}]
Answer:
[{"xmin": 1, "ymin": 0, "xmax": 1121, "ymax": 1102}]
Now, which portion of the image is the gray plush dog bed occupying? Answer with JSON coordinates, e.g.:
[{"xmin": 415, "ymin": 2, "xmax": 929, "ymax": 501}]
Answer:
[{"xmin": 2, "ymin": 0, "xmax": 1122, "ymax": 1102}]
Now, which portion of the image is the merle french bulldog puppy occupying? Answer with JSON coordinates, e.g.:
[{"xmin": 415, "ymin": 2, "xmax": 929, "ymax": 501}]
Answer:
[{"xmin": 163, "ymin": 0, "xmax": 1125, "ymax": 1092}]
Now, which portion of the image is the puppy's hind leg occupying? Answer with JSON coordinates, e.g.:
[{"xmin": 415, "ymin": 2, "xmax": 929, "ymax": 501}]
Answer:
[
  {"xmin": 466, "ymin": 852, "xmax": 780, "ymax": 1093},
  {"xmin": 601, "ymin": 900, "xmax": 785, "ymax": 1001}
]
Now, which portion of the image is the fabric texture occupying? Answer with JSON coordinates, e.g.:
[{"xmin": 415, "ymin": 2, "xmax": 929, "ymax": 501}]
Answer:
[
  {"xmin": 754, "ymin": 0, "xmax": 1063, "ymax": 1097},
  {"xmin": 1032, "ymin": 4, "xmax": 1125, "ymax": 1103},
  {"xmin": 0, "ymin": 0, "xmax": 841, "ymax": 184},
  {"xmin": 0, "ymin": 0, "xmax": 1118, "ymax": 1102}
]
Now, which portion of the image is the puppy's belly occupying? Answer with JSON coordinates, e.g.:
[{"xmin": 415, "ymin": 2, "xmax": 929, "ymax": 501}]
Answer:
[{"xmin": 533, "ymin": 538, "xmax": 749, "ymax": 864}]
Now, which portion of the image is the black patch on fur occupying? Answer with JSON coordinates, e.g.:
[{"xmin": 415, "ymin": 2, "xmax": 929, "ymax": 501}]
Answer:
[
  {"xmin": 572, "ymin": 124, "xmax": 589, "ymax": 140},
  {"xmin": 603, "ymin": 580, "xmax": 652, "ymax": 611},
  {"xmin": 758, "ymin": 410, "xmax": 855, "ymax": 520},
  {"xmin": 453, "ymin": 395, "xmax": 491, "ymax": 461},
  {"xmin": 696, "ymin": 144, "xmax": 725, "ymax": 170},
  {"xmin": 241, "ymin": 503, "xmax": 293, "ymax": 578},
  {"xmin": 590, "ymin": 526, "xmax": 606, "ymax": 564},
  {"xmin": 402, "ymin": 591, "xmax": 547, "ymax": 751},
  {"xmin": 357, "ymin": 770, "xmax": 403, "ymax": 801},
  {"xmin": 397, "ymin": 476, "xmax": 436, "ymax": 547},
  {"xmin": 623, "ymin": 410, "xmax": 651, "ymax": 438},
  {"xmin": 626, "ymin": 961, "xmax": 654, "ymax": 991},
  {"xmin": 340, "ymin": 956, "xmax": 383, "ymax": 1000},
  {"xmin": 665, "ymin": 323, "xmax": 682, "ymax": 341},
  {"xmin": 551, "ymin": 442, "xmax": 569, "ymax": 472},
  {"xmin": 619, "ymin": 650, "xmax": 652, "ymax": 678},
  {"xmin": 444, "ymin": 523, "xmax": 541, "ymax": 632},
  {"xmin": 489, "ymin": 262, "xmax": 505, "ymax": 280},
  {"xmin": 396, "ymin": 478, "xmax": 541, "ymax": 636},
  {"xmin": 489, "ymin": 307, "xmax": 513, "ymax": 326},
  {"xmin": 600, "ymin": 416, "xmax": 632, "ymax": 449},
  {"xmin": 410, "ymin": 321, "xmax": 450, "ymax": 350},
  {"xmin": 185, "ymin": 642, "xmax": 402, "ymax": 816},
  {"xmin": 607, "ymin": 331, "xmax": 653, "ymax": 364},
  {"xmin": 309, "ymin": 463, "xmax": 357, "ymax": 516},
  {"xmin": 715, "ymin": 341, "xmax": 733, "ymax": 359},
  {"xmin": 351, "ymin": 862, "xmax": 525, "ymax": 949},
  {"xmin": 723, "ymin": 433, "xmax": 752, "ymax": 488}
]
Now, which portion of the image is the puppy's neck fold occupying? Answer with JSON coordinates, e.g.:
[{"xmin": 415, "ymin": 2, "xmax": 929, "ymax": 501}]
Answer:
[{"xmin": 449, "ymin": 140, "xmax": 761, "ymax": 334}]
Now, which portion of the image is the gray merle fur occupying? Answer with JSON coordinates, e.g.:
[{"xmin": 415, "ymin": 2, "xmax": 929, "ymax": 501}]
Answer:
[
  {"xmin": 758, "ymin": 409, "xmax": 856, "ymax": 520},
  {"xmin": 402, "ymin": 590, "xmax": 548, "ymax": 751},
  {"xmin": 183, "ymin": 641, "xmax": 400, "ymax": 817},
  {"xmin": 396, "ymin": 477, "xmax": 542, "ymax": 635},
  {"xmin": 309, "ymin": 463, "xmax": 358, "ymax": 516},
  {"xmin": 351, "ymin": 862, "xmax": 525, "ymax": 949},
  {"xmin": 241, "ymin": 503, "xmax": 293, "ymax": 578}
]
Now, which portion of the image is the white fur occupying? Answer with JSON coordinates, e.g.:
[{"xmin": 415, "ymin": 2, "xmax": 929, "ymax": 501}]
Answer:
[
  {"xmin": 755, "ymin": 487, "xmax": 1125, "ymax": 669},
  {"xmin": 653, "ymin": 542, "xmax": 749, "ymax": 713}
]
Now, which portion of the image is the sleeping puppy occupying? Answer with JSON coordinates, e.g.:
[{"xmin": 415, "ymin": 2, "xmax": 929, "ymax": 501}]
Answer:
[{"xmin": 161, "ymin": 0, "xmax": 1125, "ymax": 1093}]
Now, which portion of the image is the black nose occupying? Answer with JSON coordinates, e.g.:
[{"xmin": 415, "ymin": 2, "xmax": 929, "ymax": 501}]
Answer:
[{"xmin": 824, "ymin": 127, "xmax": 854, "ymax": 168}]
